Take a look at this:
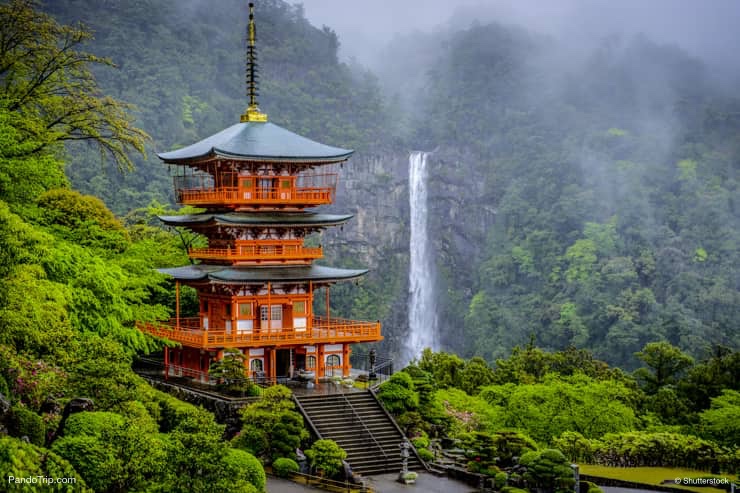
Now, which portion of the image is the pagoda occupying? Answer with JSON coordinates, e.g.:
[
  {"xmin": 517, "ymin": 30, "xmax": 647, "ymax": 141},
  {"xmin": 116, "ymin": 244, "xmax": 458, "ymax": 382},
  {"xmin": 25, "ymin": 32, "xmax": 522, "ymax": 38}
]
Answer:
[{"xmin": 137, "ymin": 3, "xmax": 382, "ymax": 384}]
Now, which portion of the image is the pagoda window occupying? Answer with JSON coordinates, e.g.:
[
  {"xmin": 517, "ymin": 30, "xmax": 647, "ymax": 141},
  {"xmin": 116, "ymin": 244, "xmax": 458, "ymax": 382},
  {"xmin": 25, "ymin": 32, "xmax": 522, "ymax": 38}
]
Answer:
[
  {"xmin": 326, "ymin": 354, "xmax": 340, "ymax": 367},
  {"xmin": 293, "ymin": 301, "xmax": 307, "ymax": 332},
  {"xmin": 260, "ymin": 304, "xmax": 282, "ymax": 330},
  {"xmin": 258, "ymin": 178, "xmax": 276, "ymax": 199},
  {"xmin": 306, "ymin": 356, "xmax": 316, "ymax": 369},
  {"xmin": 240, "ymin": 178, "xmax": 253, "ymax": 199},
  {"xmin": 237, "ymin": 302, "xmax": 253, "ymax": 334},
  {"xmin": 250, "ymin": 359, "xmax": 263, "ymax": 372}
]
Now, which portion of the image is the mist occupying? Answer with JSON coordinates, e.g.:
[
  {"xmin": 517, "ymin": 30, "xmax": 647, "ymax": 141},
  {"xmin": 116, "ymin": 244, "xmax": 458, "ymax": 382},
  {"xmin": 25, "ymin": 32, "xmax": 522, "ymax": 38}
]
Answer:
[{"xmin": 299, "ymin": 0, "xmax": 740, "ymax": 72}]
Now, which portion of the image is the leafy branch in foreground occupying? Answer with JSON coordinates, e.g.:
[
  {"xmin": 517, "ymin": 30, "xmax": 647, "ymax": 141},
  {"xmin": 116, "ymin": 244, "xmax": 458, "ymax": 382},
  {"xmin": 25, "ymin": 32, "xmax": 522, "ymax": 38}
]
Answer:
[{"xmin": 0, "ymin": 0, "xmax": 149, "ymax": 170}]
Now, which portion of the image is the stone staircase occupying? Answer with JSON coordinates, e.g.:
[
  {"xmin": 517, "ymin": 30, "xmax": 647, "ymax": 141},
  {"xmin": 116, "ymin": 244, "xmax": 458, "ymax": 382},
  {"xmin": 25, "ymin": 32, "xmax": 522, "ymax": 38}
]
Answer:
[{"xmin": 295, "ymin": 390, "xmax": 426, "ymax": 476}]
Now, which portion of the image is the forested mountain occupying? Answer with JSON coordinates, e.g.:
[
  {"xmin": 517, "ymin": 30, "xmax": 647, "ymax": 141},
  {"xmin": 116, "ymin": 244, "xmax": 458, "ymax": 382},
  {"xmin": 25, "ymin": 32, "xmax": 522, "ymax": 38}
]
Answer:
[
  {"xmin": 33, "ymin": 0, "xmax": 740, "ymax": 368},
  {"xmin": 397, "ymin": 22, "xmax": 740, "ymax": 368},
  {"xmin": 43, "ymin": 0, "xmax": 393, "ymax": 215}
]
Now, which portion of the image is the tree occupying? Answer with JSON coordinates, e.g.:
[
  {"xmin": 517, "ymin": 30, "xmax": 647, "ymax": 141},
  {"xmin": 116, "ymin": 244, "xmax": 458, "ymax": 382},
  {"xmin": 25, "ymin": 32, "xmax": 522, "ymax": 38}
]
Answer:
[
  {"xmin": 0, "ymin": 0, "xmax": 149, "ymax": 171},
  {"xmin": 634, "ymin": 341, "xmax": 694, "ymax": 394},
  {"xmin": 209, "ymin": 348, "xmax": 252, "ymax": 393},
  {"xmin": 305, "ymin": 439, "xmax": 347, "ymax": 478},
  {"xmin": 519, "ymin": 449, "xmax": 576, "ymax": 493},
  {"xmin": 699, "ymin": 390, "xmax": 740, "ymax": 448},
  {"xmin": 232, "ymin": 385, "xmax": 308, "ymax": 463}
]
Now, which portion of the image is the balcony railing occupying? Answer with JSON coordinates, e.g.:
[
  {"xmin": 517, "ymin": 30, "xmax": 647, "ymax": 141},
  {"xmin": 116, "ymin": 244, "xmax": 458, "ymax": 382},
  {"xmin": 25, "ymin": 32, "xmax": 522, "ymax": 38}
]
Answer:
[
  {"xmin": 176, "ymin": 186, "xmax": 334, "ymax": 208},
  {"xmin": 137, "ymin": 316, "xmax": 382, "ymax": 349},
  {"xmin": 188, "ymin": 244, "xmax": 323, "ymax": 264}
]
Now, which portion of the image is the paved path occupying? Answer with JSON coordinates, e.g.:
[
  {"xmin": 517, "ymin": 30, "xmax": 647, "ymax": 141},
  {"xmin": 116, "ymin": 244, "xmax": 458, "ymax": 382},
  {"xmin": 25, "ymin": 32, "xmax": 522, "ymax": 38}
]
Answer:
[{"xmin": 267, "ymin": 472, "xmax": 474, "ymax": 493}]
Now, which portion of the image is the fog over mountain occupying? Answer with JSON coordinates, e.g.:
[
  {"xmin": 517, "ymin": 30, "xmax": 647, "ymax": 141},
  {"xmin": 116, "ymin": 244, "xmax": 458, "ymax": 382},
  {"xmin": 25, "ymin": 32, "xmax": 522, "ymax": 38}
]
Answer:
[{"xmin": 300, "ymin": 0, "xmax": 740, "ymax": 72}]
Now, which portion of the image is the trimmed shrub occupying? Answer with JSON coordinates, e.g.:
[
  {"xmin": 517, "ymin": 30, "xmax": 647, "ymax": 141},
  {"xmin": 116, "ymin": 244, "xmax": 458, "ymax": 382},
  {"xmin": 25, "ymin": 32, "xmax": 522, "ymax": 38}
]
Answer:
[
  {"xmin": 412, "ymin": 436, "xmax": 430, "ymax": 449},
  {"xmin": 221, "ymin": 448, "xmax": 266, "ymax": 492},
  {"xmin": 305, "ymin": 439, "xmax": 347, "ymax": 478},
  {"xmin": 417, "ymin": 447, "xmax": 434, "ymax": 462},
  {"xmin": 7, "ymin": 406, "xmax": 45, "ymax": 446},
  {"xmin": 273, "ymin": 457, "xmax": 300, "ymax": 478}
]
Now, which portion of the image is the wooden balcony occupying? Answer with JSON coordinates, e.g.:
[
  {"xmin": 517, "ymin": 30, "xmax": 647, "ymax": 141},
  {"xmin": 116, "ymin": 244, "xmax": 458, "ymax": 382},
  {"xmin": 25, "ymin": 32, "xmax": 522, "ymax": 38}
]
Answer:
[
  {"xmin": 188, "ymin": 244, "xmax": 323, "ymax": 264},
  {"xmin": 137, "ymin": 316, "xmax": 382, "ymax": 349},
  {"xmin": 176, "ymin": 186, "xmax": 334, "ymax": 209}
]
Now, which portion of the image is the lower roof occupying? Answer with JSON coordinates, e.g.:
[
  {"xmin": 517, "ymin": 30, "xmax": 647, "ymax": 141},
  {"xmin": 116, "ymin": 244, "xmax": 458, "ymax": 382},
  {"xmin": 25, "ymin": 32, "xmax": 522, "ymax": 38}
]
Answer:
[
  {"xmin": 158, "ymin": 212, "xmax": 352, "ymax": 228},
  {"xmin": 158, "ymin": 264, "xmax": 368, "ymax": 284}
]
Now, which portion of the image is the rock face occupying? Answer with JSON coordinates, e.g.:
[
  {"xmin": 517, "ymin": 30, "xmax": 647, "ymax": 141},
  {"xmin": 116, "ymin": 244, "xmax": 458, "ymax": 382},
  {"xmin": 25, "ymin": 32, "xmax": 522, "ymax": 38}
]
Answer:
[
  {"xmin": 321, "ymin": 147, "xmax": 495, "ymax": 360},
  {"xmin": 323, "ymin": 149, "xmax": 410, "ymax": 359}
]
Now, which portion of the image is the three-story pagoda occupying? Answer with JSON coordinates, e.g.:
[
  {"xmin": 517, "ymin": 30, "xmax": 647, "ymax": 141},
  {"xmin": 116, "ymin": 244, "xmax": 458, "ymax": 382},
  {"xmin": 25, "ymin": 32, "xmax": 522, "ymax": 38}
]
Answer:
[{"xmin": 137, "ymin": 3, "xmax": 382, "ymax": 384}]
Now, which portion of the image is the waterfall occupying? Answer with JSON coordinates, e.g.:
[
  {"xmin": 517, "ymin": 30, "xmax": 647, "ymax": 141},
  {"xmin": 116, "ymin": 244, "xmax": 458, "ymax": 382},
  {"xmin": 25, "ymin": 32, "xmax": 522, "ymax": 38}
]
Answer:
[{"xmin": 404, "ymin": 151, "xmax": 437, "ymax": 365}]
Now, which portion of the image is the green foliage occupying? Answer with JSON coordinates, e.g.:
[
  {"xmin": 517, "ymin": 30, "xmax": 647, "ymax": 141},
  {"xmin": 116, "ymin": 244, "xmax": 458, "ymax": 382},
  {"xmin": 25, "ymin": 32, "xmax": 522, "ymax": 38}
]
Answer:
[
  {"xmin": 634, "ymin": 342, "xmax": 694, "ymax": 394},
  {"xmin": 480, "ymin": 373, "xmax": 639, "ymax": 443},
  {"xmin": 305, "ymin": 439, "xmax": 347, "ymax": 478},
  {"xmin": 219, "ymin": 449, "xmax": 266, "ymax": 493},
  {"xmin": 418, "ymin": 349, "xmax": 465, "ymax": 389},
  {"xmin": 699, "ymin": 390, "xmax": 740, "ymax": 448},
  {"xmin": 590, "ymin": 431, "xmax": 737, "ymax": 471},
  {"xmin": 553, "ymin": 431, "xmax": 596, "ymax": 463},
  {"xmin": 37, "ymin": 189, "xmax": 130, "ymax": 252},
  {"xmin": 7, "ymin": 405, "xmax": 46, "ymax": 446},
  {"xmin": 0, "ymin": 0, "xmax": 149, "ymax": 172},
  {"xmin": 519, "ymin": 449, "xmax": 575, "ymax": 493},
  {"xmin": 0, "ymin": 436, "xmax": 89, "ymax": 492},
  {"xmin": 377, "ymin": 371, "xmax": 419, "ymax": 414},
  {"xmin": 458, "ymin": 357, "xmax": 495, "ymax": 395},
  {"xmin": 272, "ymin": 457, "xmax": 300, "ymax": 478},
  {"xmin": 61, "ymin": 412, "xmax": 127, "ymax": 438},
  {"xmin": 209, "ymin": 349, "xmax": 253, "ymax": 393},
  {"xmin": 52, "ymin": 414, "xmax": 167, "ymax": 493},
  {"xmin": 232, "ymin": 385, "xmax": 308, "ymax": 462},
  {"xmin": 417, "ymin": 447, "xmax": 434, "ymax": 462}
]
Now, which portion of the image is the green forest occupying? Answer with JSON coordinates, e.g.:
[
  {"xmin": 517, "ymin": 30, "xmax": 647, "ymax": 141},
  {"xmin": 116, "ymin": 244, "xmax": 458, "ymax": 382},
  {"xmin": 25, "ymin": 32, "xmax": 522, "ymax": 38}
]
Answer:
[{"xmin": 0, "ymin": 0, "xmax": 738, "ymax": 491}]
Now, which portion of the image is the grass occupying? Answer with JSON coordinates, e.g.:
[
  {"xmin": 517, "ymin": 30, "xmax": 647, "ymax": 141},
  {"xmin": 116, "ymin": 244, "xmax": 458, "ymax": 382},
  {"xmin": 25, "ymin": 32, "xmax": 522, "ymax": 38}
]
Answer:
[{"xmin": 580, "ymin": 465, "xmax": 737, "ymax": 493}]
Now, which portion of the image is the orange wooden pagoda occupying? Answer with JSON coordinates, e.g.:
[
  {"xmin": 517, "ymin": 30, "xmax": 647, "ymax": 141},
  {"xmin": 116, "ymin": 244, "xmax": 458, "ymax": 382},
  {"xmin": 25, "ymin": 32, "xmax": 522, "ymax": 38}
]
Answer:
[{"xmin": 137, "ymin": 3, "xmax": 382, "ymax": 384}]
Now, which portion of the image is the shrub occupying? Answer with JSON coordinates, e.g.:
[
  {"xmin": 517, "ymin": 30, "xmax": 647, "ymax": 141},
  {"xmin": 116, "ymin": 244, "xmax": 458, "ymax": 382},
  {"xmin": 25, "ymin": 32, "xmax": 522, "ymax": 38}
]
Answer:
[
  {"xmin": 62, "ymin": 411, "xmax": 125, "ymax": 437},
  {"xmin": 273, "ymin": 457, "xmax": 300, "ymax": 478},
  {"xmin": 583, "ymin": 481, "xmax": 603, "ymax": 493},
  {"xmin": 7, "ymin": 406, "xmax": 45, "ymax": 446},
  {"xmin": 412, "ymin": 436, "xmax": 430, "ymax": 449},
  {"xmin": 494, "ymin": 471, "xmax": 508, "ymax": 489},
  {"xmin": 305, "ymin": 439, "xmax": 347, "ymax": 478},
  {"xmin": 377, "ymin": 372, "xmax": 418, "ymax": 414},
  {"xmin": 519, "ymin": 449, "xmax": 575, "ymax": 492},
  {"xmin": 221, "ymin": 448, "xmax": 266, "ymax": 492},
  {"xmin": 417, "ymin": 447, "xmax": 434, "ymax": 462}
]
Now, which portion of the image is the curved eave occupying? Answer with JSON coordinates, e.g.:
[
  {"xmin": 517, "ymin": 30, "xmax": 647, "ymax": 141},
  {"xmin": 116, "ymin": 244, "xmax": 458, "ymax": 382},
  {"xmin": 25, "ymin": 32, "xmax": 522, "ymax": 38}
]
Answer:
[
  {"xmin": 157, "ymin": 264, "xmax": 368, "ymax": 284},
  {"xmin": 157, "ymin": 122, "xmax": 354, "ymax": 165},
  {"xmin": 158, "ymin": 213, "xmax": 353, "ymax": 228},
  {"xmin": 159, "ymin": 150, "xmax": 352, "ymax": 165}
]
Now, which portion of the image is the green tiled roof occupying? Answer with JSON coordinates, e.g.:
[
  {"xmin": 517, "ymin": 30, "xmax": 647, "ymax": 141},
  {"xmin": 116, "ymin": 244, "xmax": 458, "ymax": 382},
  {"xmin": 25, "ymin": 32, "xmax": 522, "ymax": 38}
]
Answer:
[
  {"xmin": 158, "ymin": 264, "xmax": 367, "ymax": 284},
  {"xmin": 158, "ymin": 122, "xmax": 353, "ymax": 164},
  {"xmin": 158, "ymin": 212, "xmax": 352, "ymax": 228}
]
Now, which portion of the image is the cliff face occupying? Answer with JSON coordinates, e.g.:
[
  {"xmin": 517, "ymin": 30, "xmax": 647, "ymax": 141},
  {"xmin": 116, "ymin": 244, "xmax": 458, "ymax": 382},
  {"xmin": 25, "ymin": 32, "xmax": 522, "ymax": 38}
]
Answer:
[{"xmin": 322, "ymin": 147, "xmax": 497, "ymax": 360}]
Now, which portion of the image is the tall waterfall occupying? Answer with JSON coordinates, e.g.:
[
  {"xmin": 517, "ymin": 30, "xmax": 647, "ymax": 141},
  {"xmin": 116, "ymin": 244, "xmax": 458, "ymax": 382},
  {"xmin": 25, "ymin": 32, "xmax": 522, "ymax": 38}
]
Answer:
[{"xmin": 404, "ymin": 151, "xmax": 437, "ymax": 365}]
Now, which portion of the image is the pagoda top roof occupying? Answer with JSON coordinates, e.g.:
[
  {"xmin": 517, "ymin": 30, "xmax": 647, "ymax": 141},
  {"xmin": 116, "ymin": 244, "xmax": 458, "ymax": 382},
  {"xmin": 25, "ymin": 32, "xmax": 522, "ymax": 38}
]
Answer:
[
  {"xmin": 158, "ymin": 122, "xmax": 353, "ymax": 164},
  {"xmin": 158, "ymin": 264, "xmax": 367, "ymax": 284},
  {"xmin": 158, "ymin": 212, "xmax": 353, "ymax": 228}
]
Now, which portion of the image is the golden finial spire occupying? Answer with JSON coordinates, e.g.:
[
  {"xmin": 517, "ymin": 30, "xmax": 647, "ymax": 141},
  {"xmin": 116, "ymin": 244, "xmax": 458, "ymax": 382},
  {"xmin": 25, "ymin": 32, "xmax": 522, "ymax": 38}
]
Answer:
[{"xmin": 241, "ymin": 2, "xmax": 268, "ymax": 122}]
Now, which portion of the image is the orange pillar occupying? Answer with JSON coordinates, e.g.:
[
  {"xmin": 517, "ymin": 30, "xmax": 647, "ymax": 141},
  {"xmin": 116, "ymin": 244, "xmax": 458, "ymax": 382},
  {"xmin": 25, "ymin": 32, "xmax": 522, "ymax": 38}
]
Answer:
[
  {"xmin": 343, "ymin": 343, "xmax": 351, "ymax": 378},
  {"xmin": 270, "ymin": 348, "xmax": 276, "ymax": 384},
  {"xmin": 317, "ymin": 344, "xmax": 325, "ymax": 382}
]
